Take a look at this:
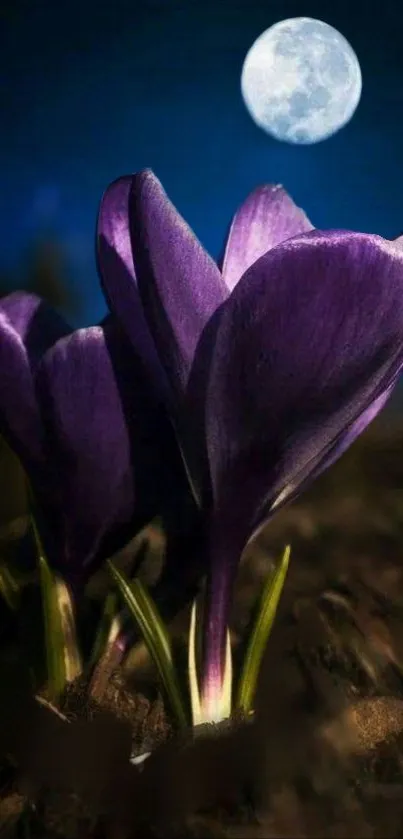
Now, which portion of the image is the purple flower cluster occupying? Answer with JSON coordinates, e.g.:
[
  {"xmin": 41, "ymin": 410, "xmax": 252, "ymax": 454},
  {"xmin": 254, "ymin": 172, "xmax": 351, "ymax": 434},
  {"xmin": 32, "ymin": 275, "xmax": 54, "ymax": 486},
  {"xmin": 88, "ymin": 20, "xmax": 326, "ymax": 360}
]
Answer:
[
  {"xmin": 2, "ymin": 170, "xmax": 403, "ymax": 715},
  {"xmin": 0, "ymin": 291, "xmax": 192, "ymax": 593}
]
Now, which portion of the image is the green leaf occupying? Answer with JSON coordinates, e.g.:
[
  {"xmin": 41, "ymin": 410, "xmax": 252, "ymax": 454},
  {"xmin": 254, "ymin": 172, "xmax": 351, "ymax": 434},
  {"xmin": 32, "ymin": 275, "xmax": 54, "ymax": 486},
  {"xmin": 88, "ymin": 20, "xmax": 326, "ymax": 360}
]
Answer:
[
  {"xmin": 236, "ymin": 544, "xmax": 291, "ymax": 716},
  {"xmin": 188, "ymin": 599, "xmax": 201, "ymax": 725},
  {"xmin": 87, "ymin": 591, "xmax": 122, "ymax": 673},
  {"xmin": 32, "ymin": 518, "xmax": 82, "ymax": 701},
  {"xmin": 107, "ymin": 560, "xmax": 188, "ymax": 729},
  {"xmin": 0, "ymin": 561, "xmax": 20, "ymax": 610}
]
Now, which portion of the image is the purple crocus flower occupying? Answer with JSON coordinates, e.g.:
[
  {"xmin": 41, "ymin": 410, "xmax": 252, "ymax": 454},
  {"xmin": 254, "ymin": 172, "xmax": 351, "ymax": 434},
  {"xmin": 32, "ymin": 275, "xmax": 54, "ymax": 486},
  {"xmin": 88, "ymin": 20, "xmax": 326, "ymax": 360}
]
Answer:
[
  {"xmin": 0, "ymin": 292, "xmax": 194, "ymax": 593},
  {"xmin": 98, "ymin": 170, "xmax": 403, "ymax": 720}
]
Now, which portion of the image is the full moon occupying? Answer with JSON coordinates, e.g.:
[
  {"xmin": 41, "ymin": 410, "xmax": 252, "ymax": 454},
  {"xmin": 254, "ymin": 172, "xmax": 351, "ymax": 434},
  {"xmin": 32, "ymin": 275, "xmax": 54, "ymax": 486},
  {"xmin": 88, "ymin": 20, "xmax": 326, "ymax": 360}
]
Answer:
[{"xmin": 241, "ymin": 17, "xmax": 362, "ymax": 144}]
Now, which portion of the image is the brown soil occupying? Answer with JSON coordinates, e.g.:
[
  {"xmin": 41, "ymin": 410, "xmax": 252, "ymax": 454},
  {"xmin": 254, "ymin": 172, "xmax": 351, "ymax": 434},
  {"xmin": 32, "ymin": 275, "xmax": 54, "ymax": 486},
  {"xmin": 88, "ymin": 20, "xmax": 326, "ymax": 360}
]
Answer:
[{"xmin": 1, "ymin": 411, "xmax": 403, "ymax": 837}]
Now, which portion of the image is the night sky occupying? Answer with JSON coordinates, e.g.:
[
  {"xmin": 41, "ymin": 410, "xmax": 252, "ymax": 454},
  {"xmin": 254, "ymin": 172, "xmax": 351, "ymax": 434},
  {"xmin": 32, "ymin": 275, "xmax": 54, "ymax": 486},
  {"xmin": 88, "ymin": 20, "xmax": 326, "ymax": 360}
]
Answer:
[{"xmin": 1, "ymin": 0, "xmax": 403, "ymax": 326}]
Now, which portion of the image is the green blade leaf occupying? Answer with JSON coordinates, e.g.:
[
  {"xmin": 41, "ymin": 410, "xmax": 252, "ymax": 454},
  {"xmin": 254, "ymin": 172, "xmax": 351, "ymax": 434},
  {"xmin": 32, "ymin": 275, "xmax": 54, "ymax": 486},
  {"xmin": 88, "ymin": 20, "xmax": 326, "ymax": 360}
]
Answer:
[
  {"xmin": 0, "ymin": 561, "xmax": 20, "ymax": 610},
  {"xmin": 87, "ymin": 591, "xmax": 122, "ymax": 673},
  {"xmin": 236, "ymin": 544, "xmax": 291, "ymax": 716},
  {"xmin": 188, "ymin": 599, "xmax": 201, "ymax": 726},
  {"xmin": 32, "ymin": 518, "xmax": 82, "ymax": 701},
  {"xmin": 107, "ymin": 560, "xmax": 187, "ymax": 729}
]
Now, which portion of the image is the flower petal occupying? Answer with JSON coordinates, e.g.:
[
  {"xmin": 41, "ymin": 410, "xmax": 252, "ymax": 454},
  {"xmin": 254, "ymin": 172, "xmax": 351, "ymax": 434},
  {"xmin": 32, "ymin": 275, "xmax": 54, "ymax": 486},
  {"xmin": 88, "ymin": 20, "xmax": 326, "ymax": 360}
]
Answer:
[
  {"xmin": 269, "ymin": 380, "xmax": 396, "ymax": 517},
  {"xmin": 35, "ymin": 319, "xmax": 186, "ymax": 576},
  {"xmin": 123, "ymin": 170, "xmax": 227, "ymax": 396},
  {"xmin": 0, "ymin": 293, "xmax": 70, "ymax": 466},
  {"xmin": 97, "ymin": 175, "xmax": 172, "ymax": 407},
  {"xmin": 220, "ymin": 184, "xmax": 314, "ymax": 291},
  {"xmin": 199, "ymin": 230, "xmax": 403, "ymax": 695},
  {"xmin": 207, "ymin": 231, "xmax": 403, "ymax": 512}
]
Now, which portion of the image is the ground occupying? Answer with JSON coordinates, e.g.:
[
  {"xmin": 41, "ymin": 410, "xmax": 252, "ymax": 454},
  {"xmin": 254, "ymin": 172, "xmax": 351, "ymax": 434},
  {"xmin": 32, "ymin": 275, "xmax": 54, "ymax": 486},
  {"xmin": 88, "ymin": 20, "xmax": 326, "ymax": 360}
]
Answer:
[{"xmin": 1, "ymin": 411, "xmax": 403, "ymax": 837}]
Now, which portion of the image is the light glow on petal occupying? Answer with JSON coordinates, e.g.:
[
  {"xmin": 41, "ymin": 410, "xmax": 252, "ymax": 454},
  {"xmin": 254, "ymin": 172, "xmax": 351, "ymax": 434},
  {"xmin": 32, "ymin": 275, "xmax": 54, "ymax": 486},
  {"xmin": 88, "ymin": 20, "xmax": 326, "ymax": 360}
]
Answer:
[
  {"xmin": 189, "ymin": 599, "xmax": 233, "ymax": 725},
  {"xmin": 220, "ymin": 184, "xmax": 314, "ymax": 291},
  {"xmin": 201, "ymin": 626, "xmax": 232, "ymax": 724}
]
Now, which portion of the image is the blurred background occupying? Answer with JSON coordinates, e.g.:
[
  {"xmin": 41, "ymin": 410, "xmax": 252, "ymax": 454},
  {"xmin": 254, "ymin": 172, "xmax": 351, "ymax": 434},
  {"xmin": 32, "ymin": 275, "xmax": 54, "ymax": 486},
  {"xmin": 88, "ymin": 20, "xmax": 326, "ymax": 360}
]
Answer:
[{"xmin": 1, "ymin": 0, "xmax": 403, "ymax": 326}]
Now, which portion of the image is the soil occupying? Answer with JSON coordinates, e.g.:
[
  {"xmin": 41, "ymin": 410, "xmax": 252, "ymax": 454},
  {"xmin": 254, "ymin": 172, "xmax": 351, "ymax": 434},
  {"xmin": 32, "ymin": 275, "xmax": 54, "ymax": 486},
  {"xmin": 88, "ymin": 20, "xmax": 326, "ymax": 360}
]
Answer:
[{"xmin": 1, "ymin": 411, "xmax": 403, "ymax": 837}]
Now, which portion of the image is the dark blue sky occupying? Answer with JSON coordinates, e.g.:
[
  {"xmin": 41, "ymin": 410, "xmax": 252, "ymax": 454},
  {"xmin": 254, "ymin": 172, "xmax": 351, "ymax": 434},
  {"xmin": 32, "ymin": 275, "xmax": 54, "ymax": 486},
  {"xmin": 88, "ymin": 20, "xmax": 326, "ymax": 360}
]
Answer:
[{"xmin": 1, "ymin": 0, "xmax": 403, "ymax": 324}]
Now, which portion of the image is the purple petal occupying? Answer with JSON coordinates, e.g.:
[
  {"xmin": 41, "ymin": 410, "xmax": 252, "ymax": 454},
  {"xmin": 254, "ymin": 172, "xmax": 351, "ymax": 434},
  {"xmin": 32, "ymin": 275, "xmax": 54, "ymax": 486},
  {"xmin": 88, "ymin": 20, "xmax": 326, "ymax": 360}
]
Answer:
[
  {"xmin": 268, "ymin": 380, "xmax": 396, "ymax": 518},
  {"xmin": 35, "ymin": 319, "xmax": 185, "ymax": 576},
  {"xmin": 199, "ymin": 230, "xmax": 403, "ymax": 695},
  {"xmin": 207, "ymin": 230, "xmax": 403, "ymax": 508},
  {"xmin": 97, "ymin": 175, "xmax": 172, "ymax": 408},
  {"xmin": 220, "ymin": 185, "xmax": 314, "ymax": 291},
  {"xmin": 0, "ymin": 293, "xmax": 70, "ymax": 466},
  {"xmin": 123, "ymin": 170, "xmax": 227, "ymax": 395}
]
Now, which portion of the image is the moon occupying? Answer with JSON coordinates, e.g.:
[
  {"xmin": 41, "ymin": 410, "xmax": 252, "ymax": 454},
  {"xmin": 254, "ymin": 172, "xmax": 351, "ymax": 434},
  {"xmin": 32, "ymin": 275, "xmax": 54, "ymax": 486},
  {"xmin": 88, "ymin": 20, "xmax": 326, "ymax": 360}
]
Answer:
[{"xmin": 241, "ymin": 17, "xmax": 362, "ymax": 144}]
